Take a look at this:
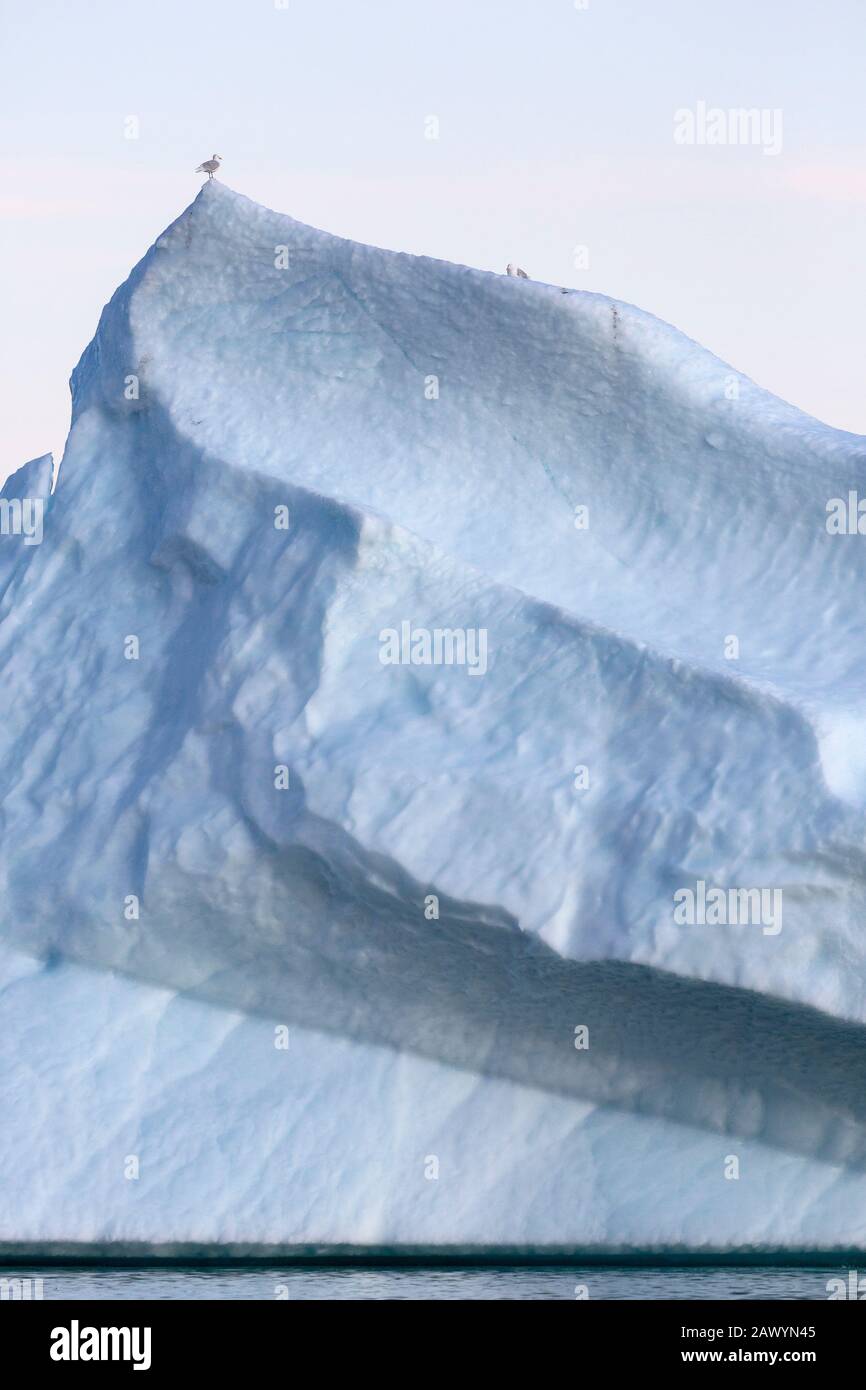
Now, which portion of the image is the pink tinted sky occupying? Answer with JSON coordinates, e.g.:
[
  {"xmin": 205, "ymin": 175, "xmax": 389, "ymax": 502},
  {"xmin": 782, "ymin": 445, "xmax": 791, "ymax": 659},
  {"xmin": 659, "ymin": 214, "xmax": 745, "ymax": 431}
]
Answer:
[{"xmin": 1, "ymin": 0, "xmax": 865, "ymax": 483}]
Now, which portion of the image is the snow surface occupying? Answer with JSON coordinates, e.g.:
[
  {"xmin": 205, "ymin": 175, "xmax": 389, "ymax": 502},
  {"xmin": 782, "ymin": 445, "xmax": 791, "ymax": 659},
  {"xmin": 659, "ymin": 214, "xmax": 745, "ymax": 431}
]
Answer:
[{"xmin": 2, "ymin": 182, "xmax": 866, "ymax": 1249}]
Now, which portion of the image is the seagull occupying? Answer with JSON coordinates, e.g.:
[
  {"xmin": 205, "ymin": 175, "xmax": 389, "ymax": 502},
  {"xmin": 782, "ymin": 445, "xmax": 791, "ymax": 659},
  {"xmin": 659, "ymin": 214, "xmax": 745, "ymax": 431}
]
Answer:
[
  {"xmin": 506, "ymin": 262, "xmax": 530, "ymax": 279},
  {"xmin": 195, "ymin": 154, "xmax": 223, "ymax": 180}
]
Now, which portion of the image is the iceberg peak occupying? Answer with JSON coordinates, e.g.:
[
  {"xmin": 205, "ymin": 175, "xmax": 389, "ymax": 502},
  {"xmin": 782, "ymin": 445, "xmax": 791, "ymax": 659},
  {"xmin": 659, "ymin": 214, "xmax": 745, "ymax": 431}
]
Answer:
[{"xmin": 4, "ymin": 175, "xmax": 866, "ymax": 1254}]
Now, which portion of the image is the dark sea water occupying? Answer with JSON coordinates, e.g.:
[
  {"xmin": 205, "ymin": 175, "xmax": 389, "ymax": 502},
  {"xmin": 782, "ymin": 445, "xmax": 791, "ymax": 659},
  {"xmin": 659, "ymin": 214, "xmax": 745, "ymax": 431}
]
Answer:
[{"xmin": 3, "ymin": 1265, "xmax": 845, "ymax": 1300}]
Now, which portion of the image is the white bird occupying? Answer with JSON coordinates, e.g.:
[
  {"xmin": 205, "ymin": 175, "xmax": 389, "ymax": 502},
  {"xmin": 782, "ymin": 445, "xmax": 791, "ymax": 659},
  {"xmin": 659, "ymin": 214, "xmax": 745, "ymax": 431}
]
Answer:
[
  {"xmin": 195, "ymin": 154, "xmax": 223, "ymax": 180},
  {"xmin": 506, "ymin": 262, "xmax": 529, "ymax": 279}
]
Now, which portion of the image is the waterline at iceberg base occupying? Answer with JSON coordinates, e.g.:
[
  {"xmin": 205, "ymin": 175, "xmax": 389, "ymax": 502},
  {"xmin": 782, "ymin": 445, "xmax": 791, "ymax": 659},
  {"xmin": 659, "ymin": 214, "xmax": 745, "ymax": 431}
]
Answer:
[{"xmin": 3, "ymin": 182, "xmax": 866, "ymax": 1254}]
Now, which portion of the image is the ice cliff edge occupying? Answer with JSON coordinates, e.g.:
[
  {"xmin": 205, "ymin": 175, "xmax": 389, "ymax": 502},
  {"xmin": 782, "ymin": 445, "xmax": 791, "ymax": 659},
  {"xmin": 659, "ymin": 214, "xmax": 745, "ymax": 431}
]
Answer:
[{"xmin": 3, "ymin": 183, "xmax": 866, "ymax": 1249}]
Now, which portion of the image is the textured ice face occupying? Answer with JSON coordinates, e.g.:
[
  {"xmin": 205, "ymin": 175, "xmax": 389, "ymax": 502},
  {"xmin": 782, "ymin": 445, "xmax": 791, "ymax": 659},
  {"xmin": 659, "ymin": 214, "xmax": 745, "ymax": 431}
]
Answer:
[
  {"xmin": 128, "ymin": 185, "xmax": 866, "ymax": 708},
  {"xmin": 5, "ymin": 938, "xmax": 866, "ymax": 1252},
  {"xmin": 3, "ymin": 184, "xmax": 866, "ymax": 1248}
]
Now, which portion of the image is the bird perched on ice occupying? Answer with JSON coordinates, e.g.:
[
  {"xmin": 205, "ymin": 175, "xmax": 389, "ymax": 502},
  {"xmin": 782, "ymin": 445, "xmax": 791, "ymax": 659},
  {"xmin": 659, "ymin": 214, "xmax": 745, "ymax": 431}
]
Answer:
[
  {"xmin": 506, "ymin": 262, "xmax": 529, "ymax": 279},
  {"xmin": 195, "ymin": 154, "xmax": 222, "ymax": 180}
]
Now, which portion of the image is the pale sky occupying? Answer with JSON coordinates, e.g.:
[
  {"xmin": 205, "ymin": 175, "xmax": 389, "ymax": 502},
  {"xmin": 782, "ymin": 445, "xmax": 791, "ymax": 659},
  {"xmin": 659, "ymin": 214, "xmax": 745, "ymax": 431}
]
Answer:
[{"xmin": 2, "ymin": 0, "xmax": 865, "ymax": 481}]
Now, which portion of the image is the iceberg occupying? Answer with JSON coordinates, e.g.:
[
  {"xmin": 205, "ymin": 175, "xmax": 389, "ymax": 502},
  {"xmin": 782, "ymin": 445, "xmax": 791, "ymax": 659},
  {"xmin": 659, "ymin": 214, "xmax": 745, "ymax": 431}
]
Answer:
[{"xmin": 3, "ymin": 182, "xmax": 866, "ymax": 1251}]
